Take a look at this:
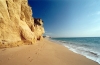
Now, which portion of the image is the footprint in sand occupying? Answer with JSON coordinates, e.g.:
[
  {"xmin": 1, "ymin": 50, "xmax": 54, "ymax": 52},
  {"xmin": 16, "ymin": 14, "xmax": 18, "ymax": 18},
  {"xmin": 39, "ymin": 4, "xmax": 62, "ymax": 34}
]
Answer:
[
  {"xmin": 27, "ymin": 57, "xmax": 30, "ymax": 60},
  {"xmin": 24, "ymin": 52, "xmax": 27, "ymax": 53},
  {"xmin": 8, "ymin": 58, "xmax": 11, "ymax": 60},
  {"xmin": 2, "ymin": 49, "xmax": 6, "ymax": 51},
  {"xmin": 27, "ymin": 57, "xmax": 33, "ymax": 62},
  {"xmin": 35, "ymin": 52, "xmax": 38, "ymax": 54},
  {"xmin": 29, "ymin": 50, "xmax": 31, "ymax": 52},
  {"xmin": 29, "ymin": 59, "xmax": 33, "ymax": 62}
]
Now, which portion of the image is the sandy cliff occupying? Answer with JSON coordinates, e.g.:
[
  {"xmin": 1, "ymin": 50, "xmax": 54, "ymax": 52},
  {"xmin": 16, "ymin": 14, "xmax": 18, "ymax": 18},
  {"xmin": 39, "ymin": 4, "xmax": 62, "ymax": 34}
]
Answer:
[{"xmin": 0, "ymin": 0, "xmax": 44, "ymax": 48}]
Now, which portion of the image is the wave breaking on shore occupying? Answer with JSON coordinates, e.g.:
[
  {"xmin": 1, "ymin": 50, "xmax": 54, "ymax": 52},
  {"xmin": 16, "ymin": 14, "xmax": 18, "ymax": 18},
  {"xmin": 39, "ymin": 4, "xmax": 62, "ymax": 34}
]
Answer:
[{"xmin": 50, "ymin": 38, "xmax": 100, "ymax": 64}]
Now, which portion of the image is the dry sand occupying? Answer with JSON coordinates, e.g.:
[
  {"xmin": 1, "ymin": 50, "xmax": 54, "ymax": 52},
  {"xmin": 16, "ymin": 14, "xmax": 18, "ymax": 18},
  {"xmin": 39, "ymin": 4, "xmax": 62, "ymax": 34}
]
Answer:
[{"xmin": 0, "ymin": 39, "xmax": 99, "ymax": 65}]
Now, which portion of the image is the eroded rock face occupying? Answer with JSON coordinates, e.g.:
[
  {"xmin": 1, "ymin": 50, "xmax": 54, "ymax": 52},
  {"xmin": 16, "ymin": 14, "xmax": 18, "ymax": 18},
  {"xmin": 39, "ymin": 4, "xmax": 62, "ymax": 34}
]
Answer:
[
  {"xmin": 0, "ymin": 0, "xmax": 45, "ymax": 48},
  {"xmin": 34, "ymin": 18, "xmax": 45, "ymax": 40}
]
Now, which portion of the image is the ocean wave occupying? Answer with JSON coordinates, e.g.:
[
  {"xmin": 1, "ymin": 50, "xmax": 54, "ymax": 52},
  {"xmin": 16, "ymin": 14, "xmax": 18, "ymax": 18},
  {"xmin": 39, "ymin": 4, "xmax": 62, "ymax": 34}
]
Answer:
[
  {"xmin": 63, "ymin": 42, "xmax": 100, "ymax": 64},
  {"xmin": 50, "ymin": 39, "xmax": 100, "ymax": 64}
]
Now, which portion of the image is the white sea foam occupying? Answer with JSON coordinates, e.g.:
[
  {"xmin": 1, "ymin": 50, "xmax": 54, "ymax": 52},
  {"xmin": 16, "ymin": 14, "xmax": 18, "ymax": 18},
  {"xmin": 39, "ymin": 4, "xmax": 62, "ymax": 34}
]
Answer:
[
  {"xmin": 50, "ymin": 39, "xmax": 100, "ymax": 64},
  {"xmin": 64, "ymin": 44, "xmax": 100, "ymax": 64},
  {"xmin": 63, "ymin": 44, "xmax": 100, "ymax": 64}
]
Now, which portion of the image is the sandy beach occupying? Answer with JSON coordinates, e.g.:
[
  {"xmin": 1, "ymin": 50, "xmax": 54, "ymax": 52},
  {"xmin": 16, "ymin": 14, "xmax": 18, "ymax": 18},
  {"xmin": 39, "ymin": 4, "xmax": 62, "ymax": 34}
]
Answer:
[{"xmin": 0, "ymin": 39, "xmax": 99, "ymax": 65}]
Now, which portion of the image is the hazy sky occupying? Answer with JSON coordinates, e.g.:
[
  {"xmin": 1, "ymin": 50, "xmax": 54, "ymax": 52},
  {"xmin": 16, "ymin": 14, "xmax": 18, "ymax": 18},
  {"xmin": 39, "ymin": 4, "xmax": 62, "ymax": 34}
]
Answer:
[{"xmin": 28, "ymin": 0, "xmax": 100, "ymax": 37}]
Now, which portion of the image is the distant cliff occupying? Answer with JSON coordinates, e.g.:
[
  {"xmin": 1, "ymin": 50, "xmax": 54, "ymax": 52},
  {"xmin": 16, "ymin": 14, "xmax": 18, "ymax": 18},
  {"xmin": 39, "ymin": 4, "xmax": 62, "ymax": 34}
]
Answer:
[{"xmin": 0, "ymin": 0, "xmax": 45, "ymax": 48}]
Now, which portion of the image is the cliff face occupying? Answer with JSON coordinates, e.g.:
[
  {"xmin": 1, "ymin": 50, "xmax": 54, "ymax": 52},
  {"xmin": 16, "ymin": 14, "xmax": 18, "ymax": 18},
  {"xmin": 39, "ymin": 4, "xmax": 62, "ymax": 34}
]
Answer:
[{"xmin": 0, "ymin": 0, "xmax": 45, "ymax": 48}]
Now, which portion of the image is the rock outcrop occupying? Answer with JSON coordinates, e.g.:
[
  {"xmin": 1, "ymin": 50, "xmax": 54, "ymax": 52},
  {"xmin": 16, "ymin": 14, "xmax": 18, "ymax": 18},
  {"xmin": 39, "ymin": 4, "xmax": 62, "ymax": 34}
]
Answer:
[{"xmin": 0, "ymin": 0, "xmax": 45, "ymax": 48}]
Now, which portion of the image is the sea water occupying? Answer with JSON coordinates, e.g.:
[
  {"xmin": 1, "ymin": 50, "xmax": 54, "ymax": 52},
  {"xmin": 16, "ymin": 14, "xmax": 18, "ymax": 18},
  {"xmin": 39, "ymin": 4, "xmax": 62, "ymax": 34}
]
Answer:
[{"xmin": 51, "ymin": 37, "xmax": 100, "ymax": 64}]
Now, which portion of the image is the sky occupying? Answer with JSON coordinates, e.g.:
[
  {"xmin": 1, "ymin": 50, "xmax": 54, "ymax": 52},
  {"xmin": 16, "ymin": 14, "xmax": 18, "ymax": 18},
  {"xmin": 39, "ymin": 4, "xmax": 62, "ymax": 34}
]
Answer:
[{"xmin": 28, "ymin": 0, "xmax": 100, "ymax": 37}]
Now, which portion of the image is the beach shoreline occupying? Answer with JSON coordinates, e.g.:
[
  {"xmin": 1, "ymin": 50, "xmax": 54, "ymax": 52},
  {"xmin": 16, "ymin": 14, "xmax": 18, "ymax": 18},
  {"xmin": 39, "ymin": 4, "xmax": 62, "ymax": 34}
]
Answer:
[{"xmin": 0, "ymin": 39, "xmax": 99, "ymax": 65}]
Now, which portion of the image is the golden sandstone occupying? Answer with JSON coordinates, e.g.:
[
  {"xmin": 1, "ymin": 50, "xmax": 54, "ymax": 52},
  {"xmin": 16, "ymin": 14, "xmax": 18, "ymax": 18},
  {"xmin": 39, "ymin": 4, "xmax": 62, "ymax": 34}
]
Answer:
[{"xmin": 0, "ymin": 0, "xmax": 44, "ymax": 48}]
